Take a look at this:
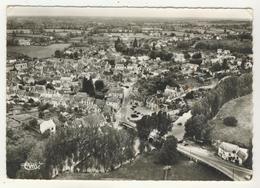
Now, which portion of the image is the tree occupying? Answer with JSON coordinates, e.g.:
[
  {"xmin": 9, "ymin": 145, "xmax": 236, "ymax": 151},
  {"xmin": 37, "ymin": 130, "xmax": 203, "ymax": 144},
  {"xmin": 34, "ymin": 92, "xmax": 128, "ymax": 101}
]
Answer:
[
  {"xmin": 28, "ymin": 98, "xmax": 34, "ymax": 104},
  {"xmin": 192, "ymin": 52, "xmax": 202, "ymax": 59},
  {"xmin": 184, "ymin": 52, "xmax": 191, "ymax": 59},
  {"xmin": 156, "ymin": 136, "xmax": 179, "ymax": 165},
  {"xmin": 46, "ymin": 83, "xmax": 55, "ymax": 90},
  {"xmin": 29, "ymin": 118, "xmax": 38, "ymax": 128},
  {"xmin": 82, "ymin": 77, "xmax": 95, "ymax": 97},
  {"xmin": 54, "ymin": 50, "xmax": 62, "ymax": 58},
  {"xmin": 210, "ymin": 62, "xmax": 222, "ymax": 72},
  {"xmin": 136, "ymin": 111, "xmax": 172, "ymax": 141},
  {"xmin": 39, "ymin": 111, "xmax": 44, "ymax": 119},
  {"xmin": 222, "ymin": 59, "xmax": 229, "ymax": 70},
  {"xmin": 136, "ymin": 115, "xmax": 152, "ymax": 140},
  {"xmin": 185, "ymin": 114, "xmax": 211, "ymax": 141},
  {"xmin": 73, "ymin": 51, "xmax": 79, "ymax": 59},
  {"xmin": 6, "ymin": 128, "xmax": 36, "ymax": 178},
  {"xmin": 94, "ymin": 80, "xmax": 105, "ymax": 91},
  {"xmin": 223, "ymin": 116, "xmax": 238, "ymax": 127},
  {"xmin": 133, "ymin": 38, "xmax": 138, "ymax": 48},
  {"xmin": 42, "ymin": 129, "xmax": 51, "ymax": 139},
  {"xmin": 16, "ymin": 142, "xmax": 47, "ymax": 179}
]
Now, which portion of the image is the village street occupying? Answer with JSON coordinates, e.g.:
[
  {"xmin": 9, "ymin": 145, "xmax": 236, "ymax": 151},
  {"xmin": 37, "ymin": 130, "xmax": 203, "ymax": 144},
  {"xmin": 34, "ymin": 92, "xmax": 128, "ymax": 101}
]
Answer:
[{"xmin": 114, "ymin": 82, "xmax": 136, "ymax": 128}]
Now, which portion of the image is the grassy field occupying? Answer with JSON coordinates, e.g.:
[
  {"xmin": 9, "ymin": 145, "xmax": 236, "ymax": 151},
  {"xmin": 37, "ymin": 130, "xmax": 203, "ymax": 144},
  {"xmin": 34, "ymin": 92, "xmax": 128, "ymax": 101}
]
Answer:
[
  {"xmin": 56, "ymin": 152, "xmax": 230, "ymax": 180},
  {"xmin": 7, "ymin": 43, "xmax": 71, "ymax": 58},
  {"xmin": 209, "ymin": 94, "xmax": 253, "ymax": 148}
]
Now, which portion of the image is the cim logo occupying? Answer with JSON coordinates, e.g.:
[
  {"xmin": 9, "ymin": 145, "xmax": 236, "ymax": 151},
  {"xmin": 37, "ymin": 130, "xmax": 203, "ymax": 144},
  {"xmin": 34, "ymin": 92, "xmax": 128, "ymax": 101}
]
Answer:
[{"xmin": 21, "ymin": 161, "xmax": 44, "ymax": 171}]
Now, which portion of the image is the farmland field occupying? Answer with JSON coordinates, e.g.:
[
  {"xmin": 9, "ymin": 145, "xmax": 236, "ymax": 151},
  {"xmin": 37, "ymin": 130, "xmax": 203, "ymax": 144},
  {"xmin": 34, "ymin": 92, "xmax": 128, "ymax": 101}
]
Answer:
[
  {"xmin": 7, "ymin": 43, "xmax": 71, "ymax": 58},
  {"xmin": 209, "ymin": 94, "xmax": 253, "ymax": 148}
]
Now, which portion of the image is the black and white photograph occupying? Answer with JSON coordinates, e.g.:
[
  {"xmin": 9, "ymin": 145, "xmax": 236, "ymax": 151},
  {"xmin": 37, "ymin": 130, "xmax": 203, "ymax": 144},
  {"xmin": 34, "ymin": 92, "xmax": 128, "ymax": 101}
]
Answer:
[{"xmin": 4, "ymin": 3, "xmax": 256, "ymax": 183}]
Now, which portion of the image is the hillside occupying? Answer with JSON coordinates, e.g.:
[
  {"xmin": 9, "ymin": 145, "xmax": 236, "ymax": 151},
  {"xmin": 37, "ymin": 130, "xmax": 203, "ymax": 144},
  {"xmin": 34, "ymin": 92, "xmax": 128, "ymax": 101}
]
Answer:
[{"xmin": 209, "ymin": 94, "xmax": 253, "ymax": 148}]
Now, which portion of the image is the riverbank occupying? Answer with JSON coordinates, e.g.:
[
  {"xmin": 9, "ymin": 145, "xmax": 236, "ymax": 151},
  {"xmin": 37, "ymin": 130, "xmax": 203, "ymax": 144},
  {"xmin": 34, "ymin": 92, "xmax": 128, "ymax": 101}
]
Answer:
[{"xmin": 55, "ymin": 151, "xmax": 231, "ymax": 180}]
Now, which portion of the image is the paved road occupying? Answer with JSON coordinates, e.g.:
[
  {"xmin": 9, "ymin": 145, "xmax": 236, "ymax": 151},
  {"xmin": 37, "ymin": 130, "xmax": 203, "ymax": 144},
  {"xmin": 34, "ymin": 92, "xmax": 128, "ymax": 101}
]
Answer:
[
  {"xmin": 115, "ymin": 83, "xmax": 136, "ymax": 128},
  {"xmin": 177, "ymin": 144, "xmax": 252, "ymax": 181}
]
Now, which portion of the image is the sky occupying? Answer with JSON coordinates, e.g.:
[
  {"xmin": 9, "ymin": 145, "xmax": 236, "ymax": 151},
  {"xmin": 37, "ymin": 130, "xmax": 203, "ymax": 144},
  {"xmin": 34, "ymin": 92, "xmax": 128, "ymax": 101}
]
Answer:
[{"xmin": 7, "ymin": 7, "xmax": 253, "ymax": 20}]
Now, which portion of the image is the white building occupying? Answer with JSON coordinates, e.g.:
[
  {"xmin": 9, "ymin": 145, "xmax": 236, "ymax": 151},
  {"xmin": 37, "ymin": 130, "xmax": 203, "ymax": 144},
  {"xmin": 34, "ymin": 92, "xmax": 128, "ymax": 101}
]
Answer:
[
  {"xmin": 218, "ymin": 142, "xmax": 248, "ymax": 165},
  {"xmin": 14, "ymin": 63, "xmax": 28, "ymax": 71},
  {"xmin": 18, "ymin": 38, "xmax": 31, "ymax": 46},
  {"xmin": 106, "ymin": 97, "xmax": 121, "ymax": 111},
  {"xmin": 115, "ymin": 63, "xmax": 125, "ymax": 71},
  {"xmin": 40, "ymin": 119, "xmax": 56, "ymax": 134}
]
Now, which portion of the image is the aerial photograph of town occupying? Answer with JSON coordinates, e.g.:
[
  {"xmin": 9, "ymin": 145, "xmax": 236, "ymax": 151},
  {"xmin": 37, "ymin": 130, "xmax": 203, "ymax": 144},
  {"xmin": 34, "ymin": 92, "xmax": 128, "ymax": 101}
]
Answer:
[{"xmin": 6, "ymin": 7, "xmax": 253, "ymax": 181}]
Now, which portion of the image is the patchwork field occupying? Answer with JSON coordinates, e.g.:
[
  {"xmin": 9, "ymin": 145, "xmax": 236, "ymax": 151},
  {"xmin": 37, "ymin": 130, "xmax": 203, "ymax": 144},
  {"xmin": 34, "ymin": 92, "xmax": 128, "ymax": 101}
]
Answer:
[
  {"xmin": 7, "ymin": 43, "xmax": 71, "ymax": 58},
  {"xmin": 209, "ymin": 94, "xmax": 253, "ymax": 148}
]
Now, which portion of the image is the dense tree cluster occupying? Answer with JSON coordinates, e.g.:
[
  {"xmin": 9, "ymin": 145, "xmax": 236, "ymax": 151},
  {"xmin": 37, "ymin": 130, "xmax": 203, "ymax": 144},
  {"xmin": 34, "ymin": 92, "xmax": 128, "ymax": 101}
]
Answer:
[
  {"xmin": 185, "ymin": 114, "xmax": 211, "ymax": 141},
  {"xmin": 185, "ymin": 73, "xmax": 252, "ymax": 141},
  {"xmin": 149, "ymin": 50, "xmax": 173, "ymax": 61},
  {"xmin": 194, "ymin": 39, "xmax": 252, "ymax": 54},
  {"xmin": 192, "ymin": 73, "xmax": 252, "ymax": 119},
  {"xmin": 6, "ymin": 127, "xmax": 36, "ymax": 178},
  {"xmin": 81, "ymin": 77, "xmax": 107, "ymax": 99},
  {"xmin": 156, "ymin": 136, "xmax": 179, "ymax": 165},
  {"xmin": 189, "ymin": 52, "xmax": 203, "ymax": 65},
  {"xmin": 94, "ymin": 80, "xmax": 105, "ymax": 91},
  {"xmin": 81, "ymin": 77, "xmax": 95, "ymax": 97},
  {"xmin": 15, "ymin": 125, "xmax": 136, "ymax": 179},
  {"xmin": 136, "ymin": 111, "xmax": 172, "ymax": 141},
  {"xmin": 137, "ymin": 72, "xmax": 179, "ymax": 96},
  {"xmin": 54, "ymin": 50, "xmax": 80, "ymax": 59}
]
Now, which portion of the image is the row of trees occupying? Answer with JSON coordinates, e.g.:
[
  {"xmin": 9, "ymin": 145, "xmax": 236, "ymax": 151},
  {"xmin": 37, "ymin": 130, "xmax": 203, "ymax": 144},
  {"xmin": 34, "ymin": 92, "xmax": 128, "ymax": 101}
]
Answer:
[
  {"xmin": 185, "ymin": 73, "xmax": 252, "ymax": 141},
  {"xmin": 16, "ymin": 125, "xmax": 136, "ymax": 179},
  {"xmin": 194, "ymin": 39, "xmax": 252, "ymax": 54}
]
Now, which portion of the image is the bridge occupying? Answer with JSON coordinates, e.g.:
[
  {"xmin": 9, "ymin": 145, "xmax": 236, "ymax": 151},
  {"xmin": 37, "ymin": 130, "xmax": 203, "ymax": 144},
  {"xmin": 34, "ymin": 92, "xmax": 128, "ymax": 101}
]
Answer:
[
  {"xmin": 118, "ymin": 119, "xmax": 253, "ymax": 181},
  {"xmin": 177, "ymin": 144, "xmax": 253, "ymax": 181}
]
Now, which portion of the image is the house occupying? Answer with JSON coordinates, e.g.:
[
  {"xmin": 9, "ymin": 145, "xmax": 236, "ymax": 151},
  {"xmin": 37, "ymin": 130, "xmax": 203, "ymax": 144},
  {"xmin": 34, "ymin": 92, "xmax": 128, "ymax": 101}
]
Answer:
[
  {"xmin": 115, "ymin": 63, "xmax": 125, "ymax": 71},
  {"xmin": 40, "ymin": 119, "xmax": 56, "ymax": 134},
  {"xmin": 32, "ymin": 85, "xmax": 46, "ymax": 94},
  {"xmin": 17, "ymin": 38, "xmax": 31, "ymax": 46},
  {"xmin": 174, "ymin": 53, "xmax": 185, "ymax": 63},
  {"xmin": 146, "ymin": 97, "xmax": 159, "ymax": 111},
  {"xmin": 73, "ymin": 92, "xmax": 95, "ymax": 108},
  {"xmin": 126, "ymin": 64, "xmax": 135, "ymax": 71},
  {"xmin": 148, "ymin": 129, "xmax": 160, "ymax": 142},
  {"xmin": 223, "ymin": 50, "xmax": 231, "ymax": 55},
  {"xmin": 164, "ymin": 85, "xmax": 181, "ymax": 97},
  {"xmin": 130, "ymin": 95, "xmax": 143, "ymax": 106},
  {"xmin": 217, "ymin": 49, "xmax": 223, "ymax": 54},
  {"xmin": 14, "ymin": 62, "xmax": 28, "ymax": 71},
  {"xmin": 106, "ymin": 97, "xmax": 121, "ymax": 111},
  {"xmin": 181, "ymin": 63, "xmax": 199, "ymax": 75},
  {"xmin": 218, "ymin": 142, "xmax": 248, "ymax": 165},
  {"xmin": 107, "ymin": 87, "xmax": 124, "ymax": 99}
]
